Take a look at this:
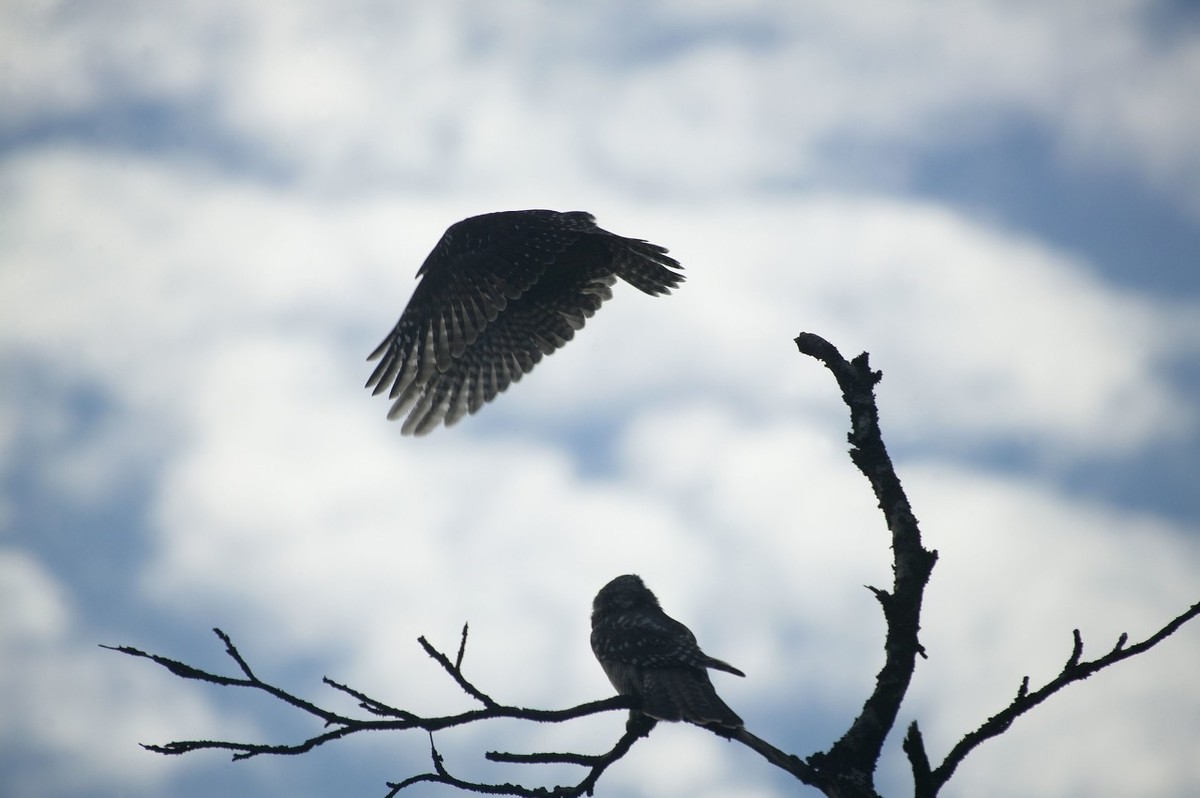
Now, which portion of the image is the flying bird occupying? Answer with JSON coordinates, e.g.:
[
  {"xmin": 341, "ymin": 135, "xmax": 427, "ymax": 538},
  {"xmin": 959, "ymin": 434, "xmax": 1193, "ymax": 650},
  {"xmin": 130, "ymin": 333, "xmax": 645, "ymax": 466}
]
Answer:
[
  {"xmin": 366, "ymin": 210, "xmax": 684, "ymax": 435},
  {"xmin": 590, "ymin": 574, "xmax": 744, "ymax": 728}
]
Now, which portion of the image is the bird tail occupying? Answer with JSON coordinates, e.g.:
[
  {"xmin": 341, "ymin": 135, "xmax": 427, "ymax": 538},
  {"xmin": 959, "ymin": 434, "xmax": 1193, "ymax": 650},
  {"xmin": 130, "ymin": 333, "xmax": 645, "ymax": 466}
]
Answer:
[
  {"xmin": 640, "ymin": 670, "xmax": 744, "ymax": 729},
  {"xmin": 705, "ymin": 655, "xmax": 746, "ymax": 678}
]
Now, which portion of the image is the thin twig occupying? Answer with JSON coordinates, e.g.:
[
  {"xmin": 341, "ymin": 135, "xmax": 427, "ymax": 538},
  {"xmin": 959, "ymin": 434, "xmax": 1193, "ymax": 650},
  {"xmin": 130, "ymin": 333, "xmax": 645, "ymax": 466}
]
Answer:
[
  {"xmin": 105, "ymin": 630, "xmax": 632, "ymax": 763},
  {"xmin": 929, "ymin": 600, "xmax": 1200, "ymax": 792},
  {"xmin": 419, "ymin": 634, "xmax": 498, "ymax": 709},
  {"xmin": 456, "ymin": 623, "xmax": 470, "ymax": 670},
  {"xmin": 103, "ymin": 629, "xmax": 355, "ymax": 728},
  {"xmin": 106, "ymin": 333, "xmax": 1199, "ymax": 798},
  {"xmin": 323, "ymin": 676, "xmax": 416, "ymax": 720}
]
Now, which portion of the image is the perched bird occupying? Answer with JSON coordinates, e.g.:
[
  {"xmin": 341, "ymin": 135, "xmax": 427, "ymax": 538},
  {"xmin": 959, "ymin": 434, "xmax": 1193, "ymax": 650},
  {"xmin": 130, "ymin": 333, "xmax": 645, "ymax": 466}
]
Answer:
[
  {"xmin": 590, "ymin": 574, "xmax": 745, "ymax": 728},
  {"xmin": 366, "ymin": 210, "xmax": 684, "ymax": 435}
]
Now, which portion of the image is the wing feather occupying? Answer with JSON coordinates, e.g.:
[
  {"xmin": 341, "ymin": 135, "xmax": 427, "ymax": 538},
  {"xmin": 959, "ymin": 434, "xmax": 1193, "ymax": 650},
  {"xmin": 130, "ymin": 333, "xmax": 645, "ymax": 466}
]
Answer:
[{"xmin": 368, "ymin": 210, "xmax": 683, "ymax": 434}]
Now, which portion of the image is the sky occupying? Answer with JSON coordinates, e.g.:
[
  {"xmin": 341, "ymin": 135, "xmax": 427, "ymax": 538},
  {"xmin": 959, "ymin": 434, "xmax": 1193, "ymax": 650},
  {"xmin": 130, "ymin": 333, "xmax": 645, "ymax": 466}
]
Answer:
[{"xmin": 2, "ymin": 2, "xmax": 1199, "ymax": 797}]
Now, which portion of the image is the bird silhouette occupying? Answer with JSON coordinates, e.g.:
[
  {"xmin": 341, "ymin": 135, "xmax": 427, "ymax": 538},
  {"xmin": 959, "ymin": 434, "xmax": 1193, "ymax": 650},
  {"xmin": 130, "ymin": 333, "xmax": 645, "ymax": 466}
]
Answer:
[
  {"xmin": 591, "ymin": 574, "xmax": 744, "ymax": 728},
  {"xmin": 366, "ymin": 210, "xmax": 684, "ymax": 434}
]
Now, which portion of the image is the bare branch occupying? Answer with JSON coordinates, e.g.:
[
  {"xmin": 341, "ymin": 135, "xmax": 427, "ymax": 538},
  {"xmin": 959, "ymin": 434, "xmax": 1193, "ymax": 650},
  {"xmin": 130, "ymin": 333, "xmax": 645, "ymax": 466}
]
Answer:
[
  {"xmin": 386, "ymin": 736, "xmax": 552, "ymax": 797},
  {"xmin": 108, "ymin": 333, "xmax": 1196, "ymax": 798},
  {"xmin": 419, "ymin": 633, "xmax": 499, "ymax": 709},
  {"xmin": 797, "ymin": 333, "xmax": 1198, "ymax": 797},
  {"xmin": 902, "ymin": 722, "xmax": 934, "ymax": 798},
  {"xmin": 795, "ymin": 332, "xmax": 938, "ymax": 796},
  {"xmin": 456, "ymin": 623, "xmax": 470, "ymax": 670},
  {"xmin": 929, "ymin": 600, "xmax": 1200, "ymax": 792},
  {"xmin": 488, "ymin": 714, "xmax": 658, "ymax": 797},
  {"xmin": 103, "ymin": 629, "xmax": 357, "ymax": 730},
  {"xmin": 384, "ymin": 719, "xmax": 659, "ymax": 797},
  {"xmin": 1065, "ymin": 628, "xmax": 1083, "ymax": 670},
  {"xmin": 728, "ymin": 727, "xmax": 822, "ymax": 785},
  {"xmin": 323, "ymin": 676, "xmax": 416, "ymax": 720},
  {"xmin": 109, "ymin": 626, "xmax": 812, "ymax": 794},
  {"xmin": 105, "ymin": 629, "xmax": 633, "ymax": 766}
]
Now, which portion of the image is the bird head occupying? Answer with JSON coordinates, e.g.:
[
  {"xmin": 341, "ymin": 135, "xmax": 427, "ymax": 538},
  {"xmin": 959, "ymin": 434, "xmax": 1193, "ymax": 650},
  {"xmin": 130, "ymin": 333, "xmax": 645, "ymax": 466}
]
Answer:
[{"xmin": 592, "ymin": 574, "xmax": 662, "ymax": 617}]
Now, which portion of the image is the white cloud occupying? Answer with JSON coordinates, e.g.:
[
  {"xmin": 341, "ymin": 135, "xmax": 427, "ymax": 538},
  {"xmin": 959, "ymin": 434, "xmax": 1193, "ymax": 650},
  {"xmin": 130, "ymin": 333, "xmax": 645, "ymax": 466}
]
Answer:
[
  {"xmin": 11, "ymin": 149, "xmax": 1189, "ymax": 464},
  {"xmin": 3, "ymin": 2, "xmax": 1198, "ymax": 202},
  {"xmin": 900, "ymin": 463, "xmax": 1200, "ymax": 796},
  {"xmin": 2, "ymin": 147, "xmax": 1192, "ymax": 699},
  {"xmin": 0, "ymin": 549, "xmax": 247, "ymax": 798},
  {"xmin": 2, "ymin": 2, "xmax": 1198, "ymax": 796},
  {"xmin": 525, "ymin": 196, "xmax": 1193, "ymax": 456},
  {"xmin": 613, "ymin": 401, "xmax": 1200, "ymax": 796}
]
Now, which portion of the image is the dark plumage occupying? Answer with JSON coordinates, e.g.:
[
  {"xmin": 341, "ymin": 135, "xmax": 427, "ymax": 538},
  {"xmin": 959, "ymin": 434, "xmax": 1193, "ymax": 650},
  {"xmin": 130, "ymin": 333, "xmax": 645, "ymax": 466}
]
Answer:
[
  {"xmin": 366, "ymin": 210, "xmax": 684, "ymax": 435},
  {"xmin": 590, "ymin": 574, "xmax": 744, "ymax": 728}
]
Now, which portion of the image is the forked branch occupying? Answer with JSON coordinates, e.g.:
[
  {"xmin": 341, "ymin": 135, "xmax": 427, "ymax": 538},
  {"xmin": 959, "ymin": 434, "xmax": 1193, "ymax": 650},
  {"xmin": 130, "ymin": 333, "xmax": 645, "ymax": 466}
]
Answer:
[
  {"xmin": 794, "ymin": 332, "xmax": 938, "ymax": 797},
  {"xmin": 104, "ymin": 625, "xmax": 631, "ymax": 765},
  {"xmin": 109, "ymin": 333, "xmax": 1197, "ymax": 798},
  {"xmin": 904, "ymin": 600, "xmax": 1200, "ymax": 797}
]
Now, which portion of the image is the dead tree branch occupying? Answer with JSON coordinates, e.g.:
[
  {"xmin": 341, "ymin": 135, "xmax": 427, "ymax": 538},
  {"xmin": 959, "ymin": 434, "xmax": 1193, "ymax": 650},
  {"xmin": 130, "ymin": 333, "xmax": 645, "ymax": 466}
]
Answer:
[
  {"xmin": 108, "ymin": 333, "xmax": 1198, "ymax": 797},
  {"xmin": 794, "ymin": 332, "xmax": 938, "ymax": 797},
  {"xmin": 792, "ymin": 333, "xmax": 1198, "ymax": 796},
  {"xmin": 904, "ymin": 599, "xmax": 1200, "ymax": 797},
  {"xmin": 103, "ymin": 626, "xmax": 632, "ymax": 765}
]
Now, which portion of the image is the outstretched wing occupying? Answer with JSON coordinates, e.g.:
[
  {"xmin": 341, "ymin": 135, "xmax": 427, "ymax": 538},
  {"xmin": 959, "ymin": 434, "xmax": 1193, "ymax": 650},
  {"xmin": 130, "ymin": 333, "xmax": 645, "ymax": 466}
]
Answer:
[
  {"xmin": 366, "ymin": 210, "xmax": 683, "ymax": 434},
  {"xmin": 384, "ymin": 266, "xmax": 617, "ymax": 435}
]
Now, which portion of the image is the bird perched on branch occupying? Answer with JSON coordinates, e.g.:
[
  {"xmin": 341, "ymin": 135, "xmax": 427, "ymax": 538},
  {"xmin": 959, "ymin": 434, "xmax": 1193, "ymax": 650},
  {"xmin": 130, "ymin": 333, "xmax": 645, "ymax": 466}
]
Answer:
[
  {"xmin": 366, "ymin": 210, "xmax": 684, "ymax": 435},
  {"xmin": 590, "ymin": 574, "xmax": 745, "ymax": 728}
]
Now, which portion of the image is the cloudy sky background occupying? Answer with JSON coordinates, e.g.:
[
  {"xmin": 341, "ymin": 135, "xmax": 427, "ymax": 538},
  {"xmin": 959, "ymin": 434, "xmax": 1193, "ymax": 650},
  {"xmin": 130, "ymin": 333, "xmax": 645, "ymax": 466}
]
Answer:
[{"xmin": 3, "ymin": 2, "xmax": 1200, "ymax": 797}]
